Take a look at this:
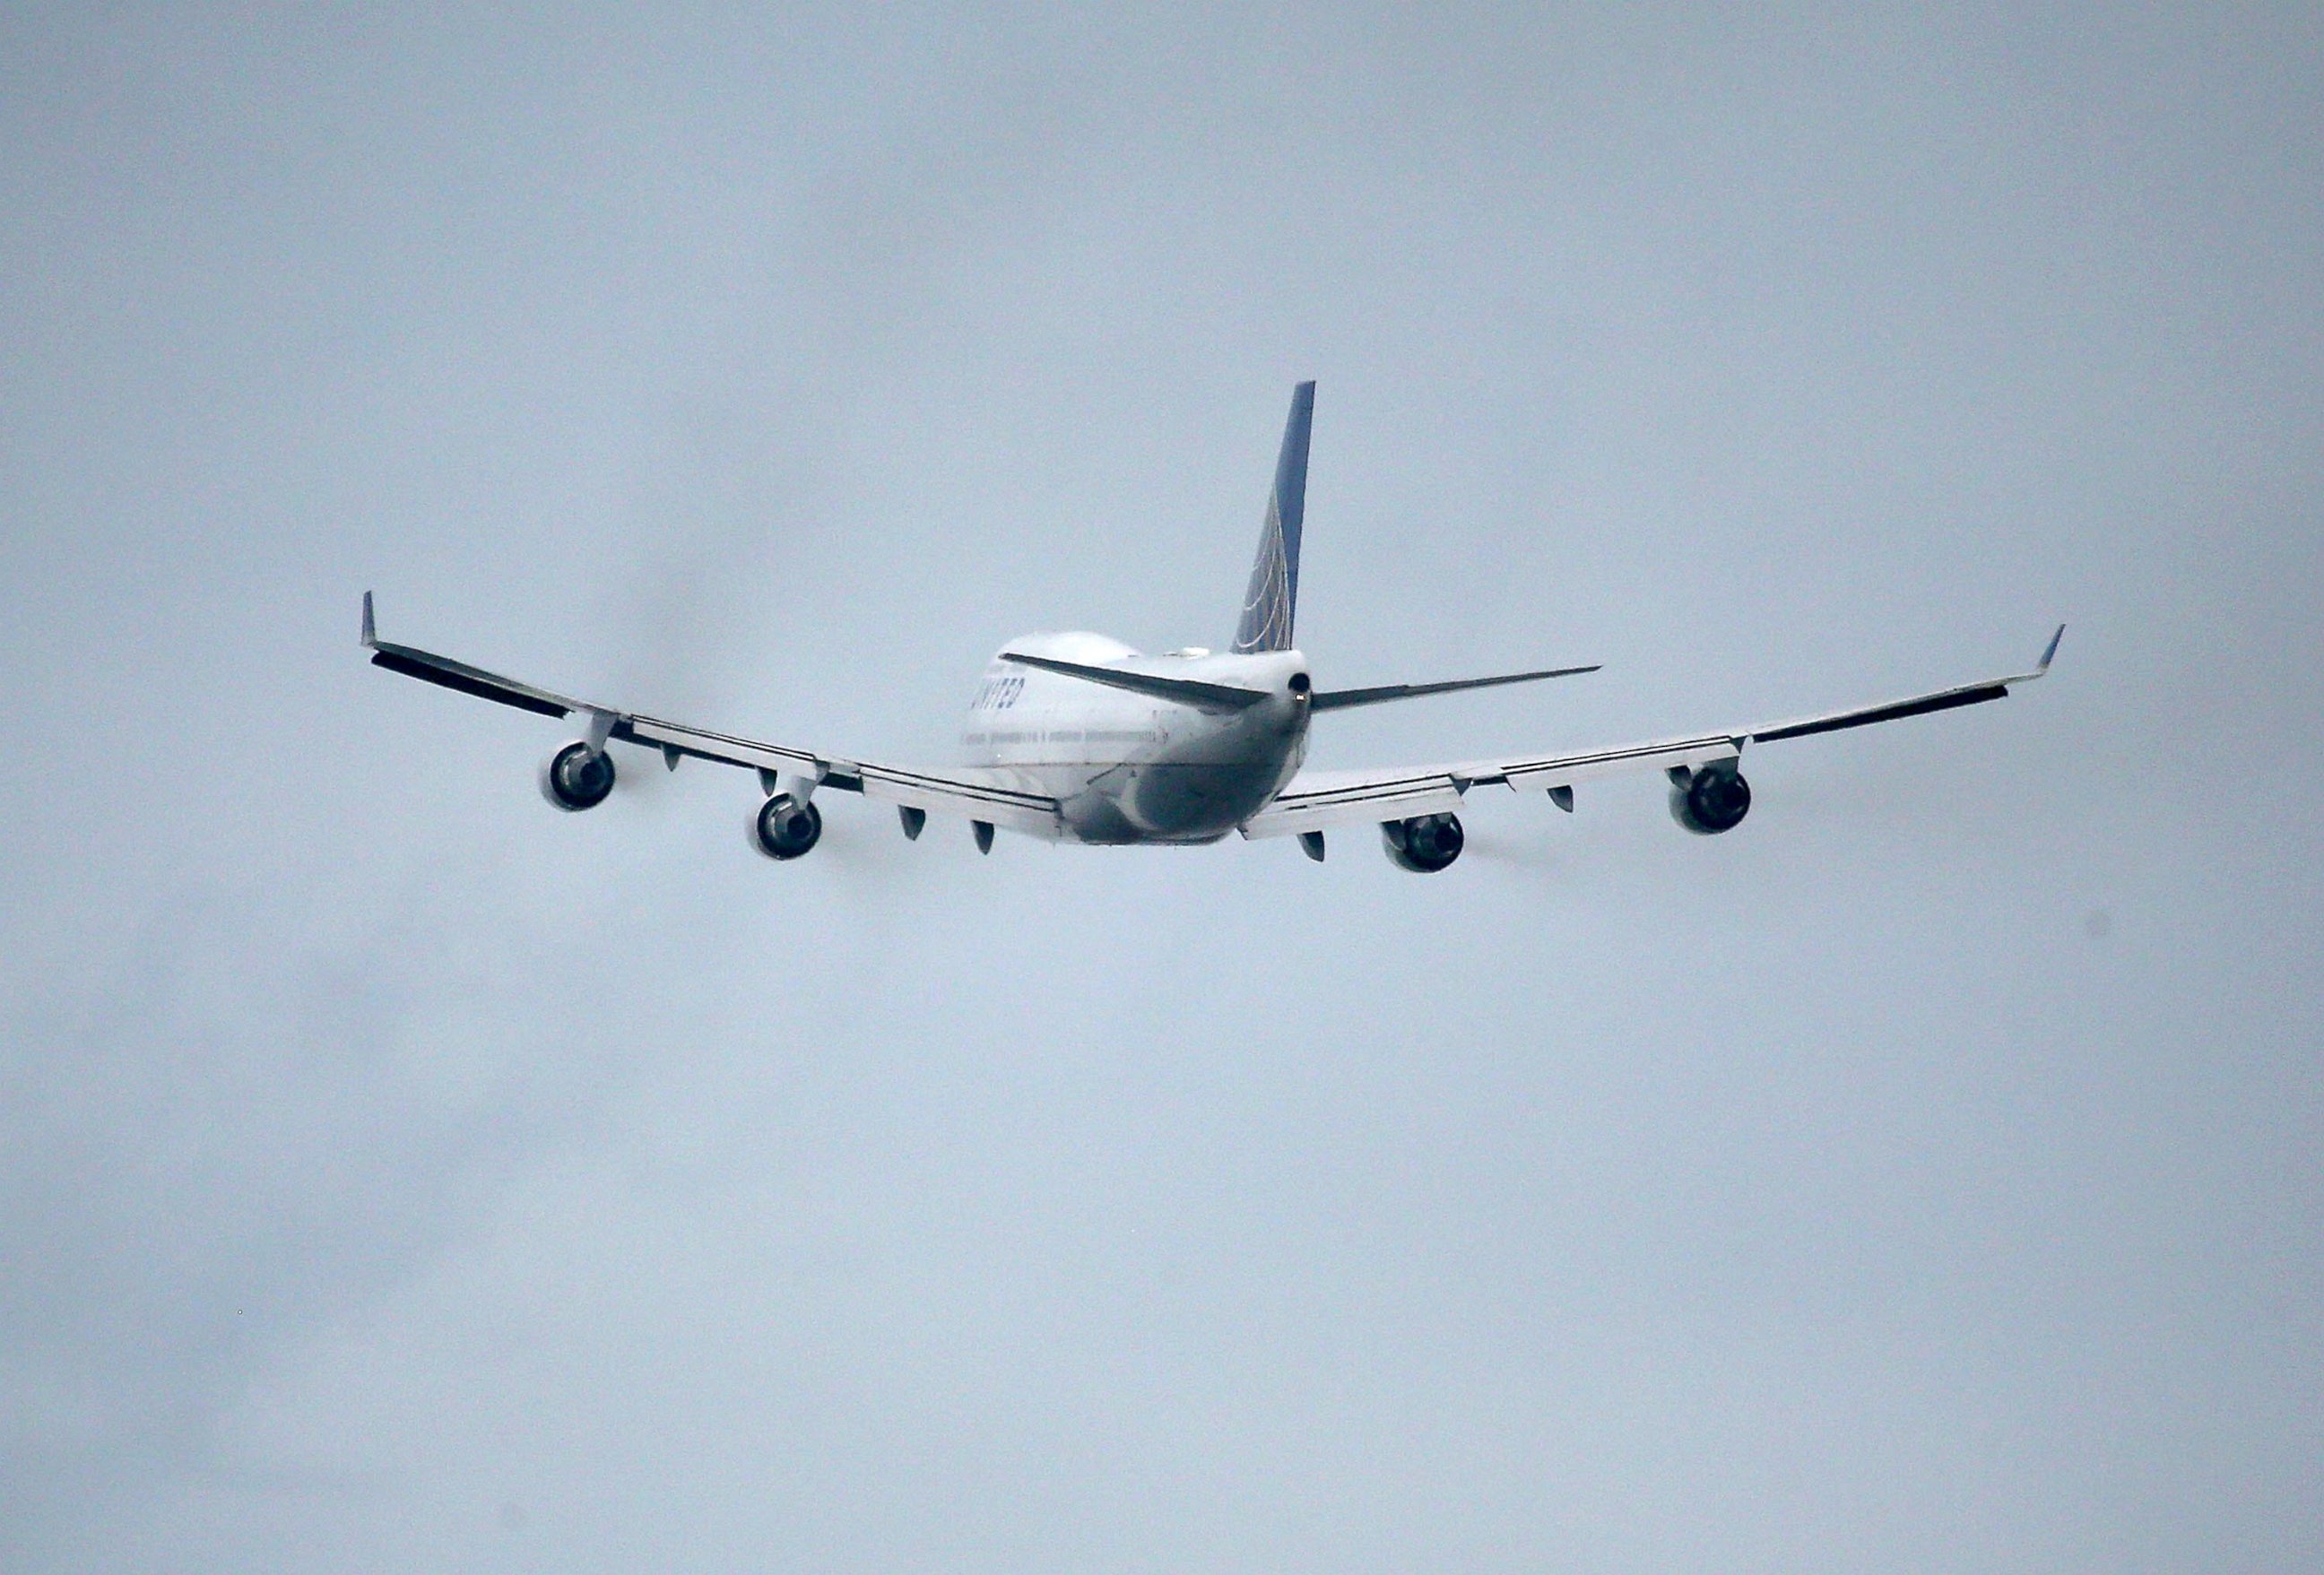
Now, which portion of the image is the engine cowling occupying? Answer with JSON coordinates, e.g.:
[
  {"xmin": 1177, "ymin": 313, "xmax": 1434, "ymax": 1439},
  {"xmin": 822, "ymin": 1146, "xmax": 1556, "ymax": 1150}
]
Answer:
[
  {"xmin": 1382, "ymin": 811, "xmax": 1464, "ymax": 873},
  {"xmin": 1669, "ymin": 765, "xmax": 1751, "ymax": 835},
  {"xmin": 750, "ymin": 793, "xmax": 823, "ymax": 861},
  {"xmin": 540, "ymin": 740, "xmax": 616, "ymax": 811}
]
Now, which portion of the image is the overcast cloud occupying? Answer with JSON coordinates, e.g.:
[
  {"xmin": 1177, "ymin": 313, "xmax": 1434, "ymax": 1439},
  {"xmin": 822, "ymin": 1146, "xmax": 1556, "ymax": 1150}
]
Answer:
[{"xmin": 3, "ymin": 4, "xmax": 2320, "ymax": 1571}]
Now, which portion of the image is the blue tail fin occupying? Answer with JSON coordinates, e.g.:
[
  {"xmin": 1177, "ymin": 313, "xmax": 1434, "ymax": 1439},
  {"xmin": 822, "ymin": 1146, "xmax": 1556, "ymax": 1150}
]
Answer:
[{"xmin": 1233, "ymin": 381, "xmax": 1314, "ymax": 653}]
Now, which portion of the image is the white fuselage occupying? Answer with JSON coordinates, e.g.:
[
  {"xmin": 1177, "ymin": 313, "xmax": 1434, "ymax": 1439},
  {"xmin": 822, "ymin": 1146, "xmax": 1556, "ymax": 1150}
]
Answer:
[{"xmin": 960, "ymin": 633, "xmax": 1313, "ymax": 844}]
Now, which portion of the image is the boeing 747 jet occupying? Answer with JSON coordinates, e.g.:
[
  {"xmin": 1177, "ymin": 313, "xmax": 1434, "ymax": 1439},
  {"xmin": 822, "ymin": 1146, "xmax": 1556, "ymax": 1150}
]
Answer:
[{"xmin": 363, "ymin": 382, "xmax": 2060, "ymax": 871}]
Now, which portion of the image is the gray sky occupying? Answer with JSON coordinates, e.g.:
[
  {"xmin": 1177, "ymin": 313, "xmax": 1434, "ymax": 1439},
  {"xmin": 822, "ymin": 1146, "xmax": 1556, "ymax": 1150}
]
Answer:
[{"xmin": 3, "ymin": 4, "xmax": 2320, "ymax": 1571}]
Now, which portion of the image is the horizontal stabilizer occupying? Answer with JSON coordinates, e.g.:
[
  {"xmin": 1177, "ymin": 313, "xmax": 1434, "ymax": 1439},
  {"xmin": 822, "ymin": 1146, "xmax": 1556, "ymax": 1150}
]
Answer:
[
  {"xmin": 1310, "ymin": 662, "xmax": 1600, "ymax": 712},
  {"xmin": 999, "ymin": 651, "xmax": 1272, "ymax": 711}
]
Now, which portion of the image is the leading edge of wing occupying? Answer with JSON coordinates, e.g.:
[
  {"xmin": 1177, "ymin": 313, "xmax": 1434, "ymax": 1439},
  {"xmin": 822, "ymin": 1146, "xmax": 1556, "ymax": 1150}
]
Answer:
[
  {"xmin": 1243, "ymin": 627, "xmax": 2064, "ymax": 836},
  {"xmin": 362, "ymin": 593, "xmax": 1063, "ymax": 835}
]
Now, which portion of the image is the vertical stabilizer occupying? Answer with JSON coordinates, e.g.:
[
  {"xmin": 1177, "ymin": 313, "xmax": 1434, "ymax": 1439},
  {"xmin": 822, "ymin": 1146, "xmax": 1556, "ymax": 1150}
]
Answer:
[{"xmin": 1233, "ymin": 381, "xmax": 1314, "ymax": 653}]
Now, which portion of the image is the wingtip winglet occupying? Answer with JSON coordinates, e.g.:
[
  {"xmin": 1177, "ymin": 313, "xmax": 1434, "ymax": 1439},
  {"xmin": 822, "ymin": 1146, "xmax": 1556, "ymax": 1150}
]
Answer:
[
  {"xmin": 361, "ymin": 591, "xmax": 377, "ymax": 648},
  {"xmin": 2038, "ymin": 622, "xmax": 2064, "ymax": 673}
]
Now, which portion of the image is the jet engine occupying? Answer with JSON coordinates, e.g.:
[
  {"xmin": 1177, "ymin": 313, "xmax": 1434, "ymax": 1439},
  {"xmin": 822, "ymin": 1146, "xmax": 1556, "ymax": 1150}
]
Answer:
[
  {"xmin": 1669, "ymin": 764, "xmax": 1751, "ymax": 835},
  {"xmin": 539, "ymin": 740, "xmax": 616, "ymax": 811},
  {"xmin": 1382, "ymin": 811, "xmax": 1464, "ymax": 873},
  {"xmin": 750, "ymin": 792, "xmax": 823, "ymax": 861}
]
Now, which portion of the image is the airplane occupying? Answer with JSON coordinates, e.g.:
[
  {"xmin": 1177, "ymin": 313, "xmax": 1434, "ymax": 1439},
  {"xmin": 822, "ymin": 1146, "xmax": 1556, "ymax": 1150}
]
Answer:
[{"xmin": 362, "ymin": 381, "xmax": 2061, "ymax": 872}]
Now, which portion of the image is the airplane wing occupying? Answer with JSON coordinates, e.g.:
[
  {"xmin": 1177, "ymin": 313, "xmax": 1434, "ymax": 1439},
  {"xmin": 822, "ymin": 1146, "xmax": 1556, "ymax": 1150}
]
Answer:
[
  {"xmin": 361, "ymin": 594, "xmax": 1062, "ymax": 836},
  {"xmin": 1242, "ymin": 627, "xmax": 2065, "ymax": 838}
]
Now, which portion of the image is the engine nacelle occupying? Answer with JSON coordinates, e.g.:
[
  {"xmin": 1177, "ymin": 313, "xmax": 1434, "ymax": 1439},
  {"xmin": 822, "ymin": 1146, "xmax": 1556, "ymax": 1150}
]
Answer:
[
  {"xmin": 750, "ymin": 792, "xmax": 823, "ymax": 861},
  {"xmin": 1669, "ymin": 764, "xmax": 1751, "ymax": 835},
  {"xmin": 540, "ymin": 740, "xmax": 616, "ymax": 811},
  {"xmin": 1382, "ymin": 811, "xmax": 1464, "ymax": 873}
]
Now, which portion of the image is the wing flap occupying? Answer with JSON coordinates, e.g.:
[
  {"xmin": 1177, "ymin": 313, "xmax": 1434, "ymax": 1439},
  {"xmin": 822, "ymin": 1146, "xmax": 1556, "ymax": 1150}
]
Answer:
[
  {"xmin": 854, "ymin": 766, "xmax": 1062, "ymax": 838},
  {"xmin": 365, "ymin": 593, "xmax": 1063, "ymax": 837},
  {"xmin": 1490, "ymin": 733, "xmax": 1743, "ymax": 793},
  {"xmin": 619, "ymin": 714, "xmax": 821, "ymax": 775},
  {"xmin": 621, "ymin": 716, "xmax": 1062, "ymax": 835},
  {"xmin": 1246, "ymin": 628, "xmax": 2063, "ymax": 834},
  {"xmin": 1241, "ymin": 769, "xmax": 1466, "ymax": 837}
]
